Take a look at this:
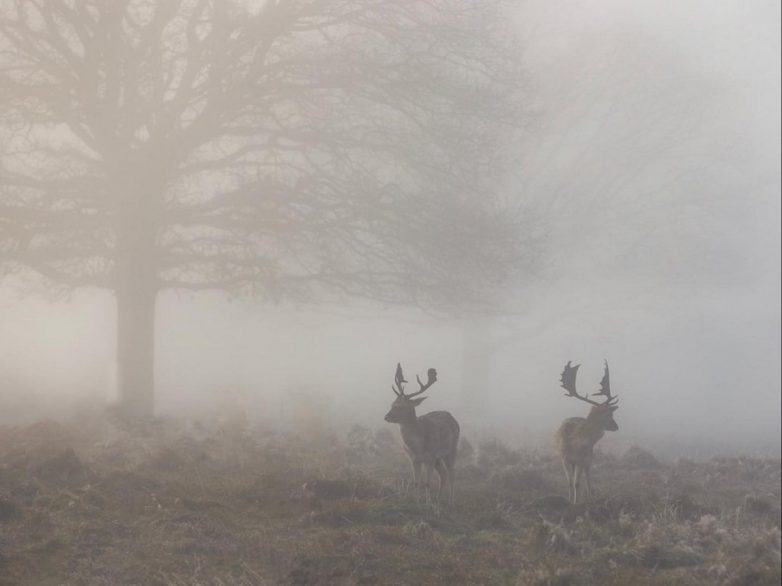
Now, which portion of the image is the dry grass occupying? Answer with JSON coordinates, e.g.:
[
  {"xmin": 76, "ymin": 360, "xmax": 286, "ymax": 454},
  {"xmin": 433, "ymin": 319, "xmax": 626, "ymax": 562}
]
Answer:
[{"xmin": 0, "ymin": 418, "xmax": 779, "ymax": 585}]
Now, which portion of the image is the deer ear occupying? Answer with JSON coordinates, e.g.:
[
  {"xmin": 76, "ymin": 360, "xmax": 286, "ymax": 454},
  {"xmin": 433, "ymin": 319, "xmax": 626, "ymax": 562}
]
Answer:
[{"xmin": 409, "ymin": 396, "xmax": 427, "ymax": 407}]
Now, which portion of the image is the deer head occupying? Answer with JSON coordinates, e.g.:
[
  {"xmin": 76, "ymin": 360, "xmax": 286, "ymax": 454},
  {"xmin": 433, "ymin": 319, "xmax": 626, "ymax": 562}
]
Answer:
[
  {"xmin": 384, "ymin": 362, "xmax": 438, "ymax": 424},
  {"xmin": 560, "ymin": 360, "xmax": 619, "ymax": 431}
]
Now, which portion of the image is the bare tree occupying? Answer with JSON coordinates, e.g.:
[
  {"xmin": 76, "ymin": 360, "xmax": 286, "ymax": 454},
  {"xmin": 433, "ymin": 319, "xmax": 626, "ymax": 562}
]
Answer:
[{"xmin": 0, "ymin": 0, "xmax": 528, "ymax": 418}]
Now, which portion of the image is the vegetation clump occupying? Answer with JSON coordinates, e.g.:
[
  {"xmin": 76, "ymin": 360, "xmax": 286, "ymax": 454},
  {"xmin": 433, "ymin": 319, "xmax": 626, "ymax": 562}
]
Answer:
[{"xmin": 0, "ymin": 417, "xmax": 778, "ymax": 585}]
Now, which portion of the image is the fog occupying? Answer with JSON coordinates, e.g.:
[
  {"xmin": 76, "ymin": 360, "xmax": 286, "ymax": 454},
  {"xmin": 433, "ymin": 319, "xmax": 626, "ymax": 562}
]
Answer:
[{"xmin": 1, "ymin": 0, "xmax": 779, "ymax": 458}]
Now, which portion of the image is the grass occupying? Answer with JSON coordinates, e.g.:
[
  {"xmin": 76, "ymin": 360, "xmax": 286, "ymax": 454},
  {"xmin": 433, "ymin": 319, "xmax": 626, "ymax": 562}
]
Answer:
[{"xmin": 0, "ymin": 417, "xmax": 779, "ymax": 585}]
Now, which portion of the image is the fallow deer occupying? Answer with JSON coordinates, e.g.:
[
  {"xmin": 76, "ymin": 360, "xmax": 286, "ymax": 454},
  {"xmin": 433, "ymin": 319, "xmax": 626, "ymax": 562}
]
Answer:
[
  {"xmin": 555, "ymin": 360, "xmax": 619, "ymax": 504},
  {"xmin": 384, "ymin": 363, "xmax": 460, "ymax": 504}
]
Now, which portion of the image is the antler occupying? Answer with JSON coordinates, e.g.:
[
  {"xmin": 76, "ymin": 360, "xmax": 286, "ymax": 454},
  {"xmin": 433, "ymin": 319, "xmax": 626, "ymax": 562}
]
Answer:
[
  {"xmin": 559, "ymin": 361, "xmax": 602, "ymax": 407},
  {"xmin": 392, "ymin": 362, "xmax": 407, "ymax": 396},
  {"xmin": 405, "ymin": 368, "xmax": 438, "ymax": 398},
  {"xmin": 592, "ymin": 360, "xmax": 618, "ymax": 405},
  {"xmin": 392, "ymin": 363, "xmax": 438, "ymax": 398}
]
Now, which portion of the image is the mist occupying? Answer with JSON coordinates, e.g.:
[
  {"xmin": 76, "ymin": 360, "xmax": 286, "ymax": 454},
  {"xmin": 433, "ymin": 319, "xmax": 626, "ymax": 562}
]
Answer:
[{"xmin": 1, "ymin": 0, "xmax": 779, "ymax": 460}]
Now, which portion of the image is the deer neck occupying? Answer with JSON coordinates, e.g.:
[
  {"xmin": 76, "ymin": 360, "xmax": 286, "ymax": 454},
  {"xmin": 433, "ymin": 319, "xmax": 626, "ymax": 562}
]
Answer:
[
  {"xmin": 583, "ymin": 412, "xmax": 607, "ymax": 444},
  {"xmin": 398, "ymin": 411, "xmax": 423, "ymax": 446}
]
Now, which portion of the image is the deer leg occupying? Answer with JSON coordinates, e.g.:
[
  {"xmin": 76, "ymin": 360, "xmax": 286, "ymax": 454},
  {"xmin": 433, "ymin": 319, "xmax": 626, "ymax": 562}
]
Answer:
[
  {"xmin": 446, "ymin": 457, "xmax": 456, "ymax": 505},
  {"xmin": 584, "ymin": 452, "xmax": 594, "ymax": 501},
  {"xmin": 585, "ymin": 464, "xmax": 593, "ymax": 501},
  {"xmin": 411, "ymin": 460, "xmax": 422, "ymax": 501},
  {"xmin": 562, "ymin": 458, "xmax": 574, "ymax": 503},
  {"xmin": 572, "ymin": 465, "xmax": 582, "ymax": 505},
  {"xmin": 423, "ymin": 463, "xmax": 434, "ymax": 504},
  {"xmin": 435, "ymin": 459, "xmax": 448, "ymax": 503}
]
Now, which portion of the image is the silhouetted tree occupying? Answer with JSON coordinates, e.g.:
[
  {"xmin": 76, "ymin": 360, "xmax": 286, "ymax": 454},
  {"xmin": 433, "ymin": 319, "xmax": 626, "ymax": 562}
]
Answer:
[{"xmin": 0, "ymin": 0, "xmax": 528, "ymax": 418}]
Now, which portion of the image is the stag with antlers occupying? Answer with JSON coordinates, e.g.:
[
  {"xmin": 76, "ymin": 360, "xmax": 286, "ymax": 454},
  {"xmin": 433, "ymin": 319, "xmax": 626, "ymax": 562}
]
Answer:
[
  {"xmin": 554, "ymin": 360, "xmax": 620, "ymax": 504},
  {"xmin": 384, "ymin": 363, "xmax": 460, "ymax": 505}
]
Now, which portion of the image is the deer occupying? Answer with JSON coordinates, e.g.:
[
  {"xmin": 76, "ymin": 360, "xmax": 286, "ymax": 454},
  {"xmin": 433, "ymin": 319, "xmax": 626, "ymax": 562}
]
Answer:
[
  {"xmin": 384, "ymin": 363, "xmax": 460, "ymax": 505},
  {"xmin": 554, "ymin": 360, "xmax": 619, "ymax": 504}
]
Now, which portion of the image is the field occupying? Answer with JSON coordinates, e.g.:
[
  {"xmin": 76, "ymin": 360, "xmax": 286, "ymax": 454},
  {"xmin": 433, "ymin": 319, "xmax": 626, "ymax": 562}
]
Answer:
[{"xmin": 0, "ymin": 416, "xmax": 779, "ymax": 586}]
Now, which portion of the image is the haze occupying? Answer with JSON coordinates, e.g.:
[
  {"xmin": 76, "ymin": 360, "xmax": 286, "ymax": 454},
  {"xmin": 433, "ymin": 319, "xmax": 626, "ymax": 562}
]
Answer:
[{"xmin": 1, "ymin": 0, "xmax": 779, "ymax": 458}]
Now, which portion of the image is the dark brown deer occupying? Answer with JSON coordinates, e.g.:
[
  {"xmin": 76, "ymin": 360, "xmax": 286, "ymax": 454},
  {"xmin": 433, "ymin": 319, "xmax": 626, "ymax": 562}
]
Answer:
[
  {"xmin": 384, "ymin": 363, "xmax": 460, "ymax": 504},
  {"xmin": 554, "ymin": 360, "xmax": 619, "ymax": 504}
]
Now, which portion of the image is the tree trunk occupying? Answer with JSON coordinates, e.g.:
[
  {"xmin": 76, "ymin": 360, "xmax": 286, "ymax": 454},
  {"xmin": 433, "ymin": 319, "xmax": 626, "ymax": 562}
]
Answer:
[
  {"xmin": 115, "ymin": 284, "xmax": 157, "ymax": 419},
  {"xmin": 113, "ymin": 162, "xmax": 162, "ymax": 420}
]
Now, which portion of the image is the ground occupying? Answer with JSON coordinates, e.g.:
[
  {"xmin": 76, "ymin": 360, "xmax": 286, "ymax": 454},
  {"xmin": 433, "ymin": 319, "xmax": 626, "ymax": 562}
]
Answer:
[{"xmin": 0, "ymin": 417, "xmax": 779, "ymax": 586}]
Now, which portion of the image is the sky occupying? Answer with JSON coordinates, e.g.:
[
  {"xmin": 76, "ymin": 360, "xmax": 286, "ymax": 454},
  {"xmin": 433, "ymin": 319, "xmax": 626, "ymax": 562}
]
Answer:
[{"xmin": 0, "ymin": 0, "xmax": 779, "ymax": 457}]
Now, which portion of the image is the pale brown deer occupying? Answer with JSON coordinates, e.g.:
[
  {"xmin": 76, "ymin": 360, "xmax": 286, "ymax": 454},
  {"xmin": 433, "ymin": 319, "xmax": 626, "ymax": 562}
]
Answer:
[
  {"xmin": 384, "ymin": 363, "xmax": 460, "ymax": 504},
  {"xmin": 555, "ymin": 360, "xmax": 619, "ymax": 504}
]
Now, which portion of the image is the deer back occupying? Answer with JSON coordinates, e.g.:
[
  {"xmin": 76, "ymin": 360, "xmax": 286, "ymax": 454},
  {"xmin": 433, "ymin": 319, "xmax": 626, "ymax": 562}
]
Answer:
[
  {"xmin": 555, "ymin": 415, "xmax": 608, "ymax": 464},
  {"xmin": 401, "ymin": 410, "xmax": 460, "ymax": 463}
]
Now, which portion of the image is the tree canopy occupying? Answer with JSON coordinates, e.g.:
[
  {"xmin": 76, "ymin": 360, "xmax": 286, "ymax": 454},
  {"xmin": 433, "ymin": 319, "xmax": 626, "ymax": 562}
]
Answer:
[{"xmin": 0, "ymin": 0, "xmax": 528, "ymax": 309}]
